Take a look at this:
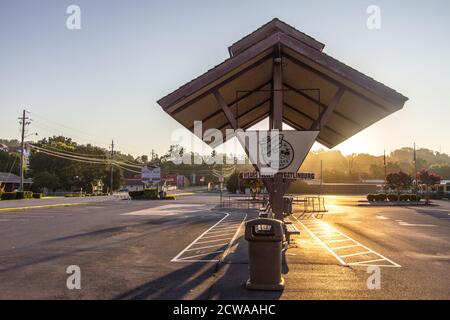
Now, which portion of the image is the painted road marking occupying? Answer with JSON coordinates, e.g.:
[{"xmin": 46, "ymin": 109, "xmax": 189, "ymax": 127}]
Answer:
[
  {"xmin": 122, "ymin": 204, "xmax": 213, "ymax": 216},
  {"xmin": 195, "ymin": 238, "xmax": 233, "ymax": 245},
  {"xmin": 398, "ymin": 221, "xmax": 436, "ymax": 227},
  {"xmin": 292, "ymin": 214, "xmax": 401, "ymax": 268},
  {"xmin": 186, "ymin": 243, "xmax": 229, "ymax": 251},
  {"xmin": 0, "ymin": 202, "xmax": 94, "ymax": 212},
  {"xmin": 171, "ymin": 212, "xmax": 247, "ymax": 263}
]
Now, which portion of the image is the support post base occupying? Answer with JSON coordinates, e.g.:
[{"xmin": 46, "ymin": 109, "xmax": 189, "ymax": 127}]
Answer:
[{"xmin": 245, "ymin": 277, "xmax": 285, "ymax": 291}]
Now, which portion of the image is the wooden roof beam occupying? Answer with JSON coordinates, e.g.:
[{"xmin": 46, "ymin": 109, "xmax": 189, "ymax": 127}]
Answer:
[
  {"xmin": 311, "ymin": 88, "xmax": 345, "ymax": 130},
  {"xmin": 214, "ymin": 90, "xmax": 237, "ymax": 130}
]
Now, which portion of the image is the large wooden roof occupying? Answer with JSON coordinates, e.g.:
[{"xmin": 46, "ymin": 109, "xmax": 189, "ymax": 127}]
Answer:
[{"xmin": 157, "ymin": 18, "xmax": 408, "ymax": 148}]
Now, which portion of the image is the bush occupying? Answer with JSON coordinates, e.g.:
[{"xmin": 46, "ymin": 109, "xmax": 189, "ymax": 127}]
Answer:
[
  {"xmin": 409, "ymin": 194, "xmax": 421, "ymax": 202},
  {"xmin": 144, "ymin": 189, "xmax": 158, "ymax": 200},
  {"xmin": 367, "ymin": 194, "xmax": 387, "ymax": 202},
  {"xmin": 1, "ymin": 192, "xmax": 17, "ymax": 200},
  {"xmin": 16, "ymin": 191, "xmax": 33, "ymax": 199},
  {"xmin": 399, "ymin": 194, "xmax": 410, "ymax": 201},
  {"xmin": 129, "ymin": 190, "xmax": 144, "ymax": 199},
  {"xmin": 32, "ymin": 193, "xmax": 43, "ymax": 199},
  {"xmin": 64, "ymin": 193, "xmax": 81, "ymax": 197},
  {"xmin": 129, "ymin": 189, "xmax": 159, "ymax": 200},
  {"xmin": 387, "ymin": 194, "xmax": 398, "ymax": 202}
]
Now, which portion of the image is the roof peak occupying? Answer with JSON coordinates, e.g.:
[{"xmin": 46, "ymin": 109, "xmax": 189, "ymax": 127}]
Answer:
[{"xmin": 228, "ymin": 18, "xmax": 325, "ymax": 57}]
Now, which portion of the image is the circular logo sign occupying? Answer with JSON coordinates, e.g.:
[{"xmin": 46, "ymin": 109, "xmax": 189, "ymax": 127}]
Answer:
[{"xmin": 259, "ymin": 133, "xmax": 294, "ymax": 171}]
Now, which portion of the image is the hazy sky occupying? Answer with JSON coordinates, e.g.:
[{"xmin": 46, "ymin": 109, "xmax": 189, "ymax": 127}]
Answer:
[{"xmin": 1, "ymin": 0, "xmax": 449, "ymax": 157}]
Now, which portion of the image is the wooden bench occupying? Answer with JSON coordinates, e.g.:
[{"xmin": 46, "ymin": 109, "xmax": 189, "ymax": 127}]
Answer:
[
  {"xmin": 259, "ymin": 203, "xmax": 272, "ymax": 218},
  {"xmin": 284, "ymin": 222, "xmax": 300, "ymax": 244}
]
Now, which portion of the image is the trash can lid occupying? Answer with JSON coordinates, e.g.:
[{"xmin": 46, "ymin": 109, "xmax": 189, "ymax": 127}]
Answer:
[{"xmin": 245, "ymin": 218, "xmax": 284, "ymax": 241}]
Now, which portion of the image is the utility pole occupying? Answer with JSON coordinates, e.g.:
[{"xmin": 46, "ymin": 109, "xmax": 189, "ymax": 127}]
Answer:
[
  {"xmin": 110, "ymin": 139, "xmax": 114, "ymax": 195},
  {"xmin": 414, "ymin": 143, "xmax": 418, "ymax": 195},
  {"xmin": 320, "ymin": 159, "xmax": 323, "ymax": 195},
  {"xmin": 18, "ymin": 109, "xmax": 30, "ymax": 192},
  {"xmin": 384, "ymin": 149, "xmax": 387, "ymax": 191}
]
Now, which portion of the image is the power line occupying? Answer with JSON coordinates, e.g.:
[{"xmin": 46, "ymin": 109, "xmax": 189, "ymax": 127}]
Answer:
[
  {"xmin": 113, "ymin": 162, "xmax": 141, "ymax": 174},
  {"xmin": 28, "ymin": 146, "xmax": 108, "ymax": 165},
  {"xmin": 35, "ymin": 143, "xmax": 108, "ymax": 158},
  {"xmin": 30, "ymin": 144, "xmax": 107, "ymax": 163},
  {"xmin": 29, "ymin": 111, "xmax": 111, "ymax": 146}
]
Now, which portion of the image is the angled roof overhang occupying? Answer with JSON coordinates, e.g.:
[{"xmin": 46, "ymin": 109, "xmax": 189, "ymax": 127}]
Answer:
[{"xmin": 157, "ymin": 19, "xmax": 408, "ymax": 149}]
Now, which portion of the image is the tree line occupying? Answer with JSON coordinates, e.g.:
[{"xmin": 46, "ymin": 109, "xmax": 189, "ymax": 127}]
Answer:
[{"xmin": 0, "ymin": 136, "xmax": 448, "ymax": 193}]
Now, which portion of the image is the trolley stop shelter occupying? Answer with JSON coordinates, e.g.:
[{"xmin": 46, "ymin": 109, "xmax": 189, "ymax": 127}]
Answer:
[{"xmin": 157, "ymin": 18, "xmax": 408, "ymax": 219}]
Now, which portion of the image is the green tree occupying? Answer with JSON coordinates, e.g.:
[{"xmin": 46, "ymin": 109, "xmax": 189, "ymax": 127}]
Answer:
[
  {"xmin": 386, "ymin": 171, "xmax": 413, "ymax": 201},
  {"xmin": 0, "ymin": 151, "xmax": 20, "ymax": 175},
  {"xmin": 418, "ymin": 169, "xmax": 441, "ymax": 204},
  {"xmin": 429, "ymin": 164, "xmax": 450, "ymax": 179},
  {"xmin": 225, "ymin": 172, "xmax": 240, "ymax": 193},
  {"xmin": 29, "ymin": 136, "xmax": 122, "ymax": 192},
  {"xmin": 242, "ymin": 178, "xmax": 263, "ymax": 200},
  {"xmin": 31, "ymin": 171, "xmax": 61, "ymax": 192}
]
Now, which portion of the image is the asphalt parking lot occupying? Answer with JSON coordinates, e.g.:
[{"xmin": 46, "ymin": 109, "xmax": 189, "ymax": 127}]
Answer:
[{"xmin": 0, "ymin": 194, "xmax": 449, "ymax": 299}]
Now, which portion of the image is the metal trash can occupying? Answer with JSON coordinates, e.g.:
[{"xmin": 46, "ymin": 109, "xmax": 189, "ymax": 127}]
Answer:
[
  {"xmin": 245, "ymin": 218, "xmax": 285, "ymax": 290},
  {"xmin": 283, "ymin": 196, "xmax": 293, "ymax": 215}
]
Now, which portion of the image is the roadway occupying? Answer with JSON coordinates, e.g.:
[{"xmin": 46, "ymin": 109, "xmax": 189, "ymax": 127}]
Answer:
[{"xmin": 0, "ymin": 194, "xmax": 448, "ymax": 299}]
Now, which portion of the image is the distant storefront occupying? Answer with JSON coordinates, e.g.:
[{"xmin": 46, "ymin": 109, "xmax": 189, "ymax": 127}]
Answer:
[{"xmin": 0, "ymin": 172, "xmax": 33, "ymax": 192}]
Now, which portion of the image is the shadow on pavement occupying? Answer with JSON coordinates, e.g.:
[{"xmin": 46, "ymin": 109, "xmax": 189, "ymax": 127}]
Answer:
[{"xmin": 114, "ymin": 260, "xmax": 217, "ymax": 299}]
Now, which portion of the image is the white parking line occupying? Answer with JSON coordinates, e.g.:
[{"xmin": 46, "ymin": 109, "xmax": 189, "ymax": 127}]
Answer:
[
  {"xmin": 171, "ymin": 212, "xmax": 246, "ymax": 263},
  {"xmin": 201, "ymin": 232, "xmax": 237, "ymax": 239},
  {"xmin": 177, "ymin": 250, "xmax": 225, "ymax": 261},
  {"xmin": 222, "ymin": 214, "xmax": 247, "ymax": 259},
  {"xmin": 292, "ymin": 214, "xmax": 401, "ymax": 268},
  {"xmin": 195, "ymin": 238, "xmax": 233, "ymax": 245},
  {"xmin": 171, "ymin": 213, "xmax": 229, "ymax": 262},
  {"xmin": 186, "ymin": 243, "xmax": 229, "ymax": 251},
  {"xmin": 326, "ymin": 239, "xmax": 352, "ymax": 244},
  {"xmin": 350, "ymin": 258, "xmax": 385, "ymax": 265},
  {"xmin": 332, "ymin": 244, "xmax": 360, "ymax": 250},
  {"xmin": 340, "ymin": 251, "xmax": 371, "ymax": 258}
]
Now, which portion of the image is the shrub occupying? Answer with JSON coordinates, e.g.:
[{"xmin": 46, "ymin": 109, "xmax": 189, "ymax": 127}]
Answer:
[
  {"xmin": 32, "ymin": 193, "xmax": 43, "ymax": 199},
  {"xmin": 367, "ymin": 194, "xmax": 387, "ymax": 202},
  {"xmin": 16, "ymin": 191, "xmax": 33, "ymax": 199},
  {"xmin": 129, "ymin": 189, "xmax": 159, "ymax": 200},
  {"xmin": 129, "ymin": 190, "xmax": 144, "ymax": 199},
  {"xmin": 410, "ymin": 194, "xmax": 421, "ymax": 202},
  {"xmin": 144, "ymin": 189, "xmax": 158, "ymax": 200},
  {"xmin": 399, "ymin": 194, "xmax": 410, "ymax": 201},
  {"xmin": 387, "ymin": 194, "xmax": 398, "ymax": 202},
  {"xmin": 64, "ymin": 193, "xmax": 80, "ymax": 197},
  {"xmin": 1, "ymin": 192, "xmax": 17, "ymax": 200}
]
